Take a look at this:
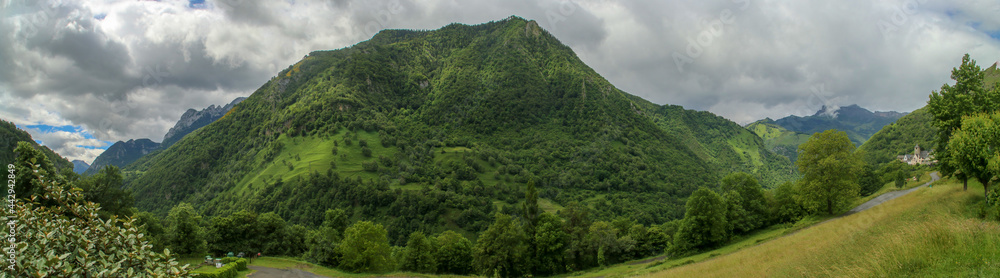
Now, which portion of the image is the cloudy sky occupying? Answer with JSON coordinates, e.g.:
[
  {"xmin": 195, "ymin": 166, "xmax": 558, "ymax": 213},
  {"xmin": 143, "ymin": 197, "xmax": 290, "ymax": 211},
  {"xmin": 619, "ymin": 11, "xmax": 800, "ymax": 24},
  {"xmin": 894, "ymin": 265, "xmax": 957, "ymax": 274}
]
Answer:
[{"xmin": 1, "ymin": 0, "xmax": 999, "ymax": 163}]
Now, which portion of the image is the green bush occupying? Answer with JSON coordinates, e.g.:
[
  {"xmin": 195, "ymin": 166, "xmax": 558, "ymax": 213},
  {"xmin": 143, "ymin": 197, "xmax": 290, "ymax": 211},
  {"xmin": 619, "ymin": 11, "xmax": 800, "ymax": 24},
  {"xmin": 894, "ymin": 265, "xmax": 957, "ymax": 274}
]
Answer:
[
  {"xmin": 220, "ymin": 257, "xmax": 248, "ymax": 271},
  {"xmin": 194, "ymin": 258, "xmax": 247, "ymax": 278}
]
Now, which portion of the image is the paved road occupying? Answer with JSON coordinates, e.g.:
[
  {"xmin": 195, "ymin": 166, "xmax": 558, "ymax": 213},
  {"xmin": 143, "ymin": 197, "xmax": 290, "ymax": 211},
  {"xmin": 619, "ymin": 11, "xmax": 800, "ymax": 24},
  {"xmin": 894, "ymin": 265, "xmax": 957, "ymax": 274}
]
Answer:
[
  {"xmin": 247, "ymin": 266, "xmax": 328, "ymax": 278},
  {"xmin": 845, "ymin": 171, "xmax": 940, "ymax": 215}
]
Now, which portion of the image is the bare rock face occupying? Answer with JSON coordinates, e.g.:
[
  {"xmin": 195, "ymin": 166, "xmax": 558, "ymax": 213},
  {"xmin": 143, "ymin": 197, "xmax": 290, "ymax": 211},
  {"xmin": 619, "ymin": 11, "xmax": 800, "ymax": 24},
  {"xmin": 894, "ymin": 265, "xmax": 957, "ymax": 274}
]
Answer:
[{"xmin": 161, "ymin": 97, "xmax": 246, "ymax": 147}]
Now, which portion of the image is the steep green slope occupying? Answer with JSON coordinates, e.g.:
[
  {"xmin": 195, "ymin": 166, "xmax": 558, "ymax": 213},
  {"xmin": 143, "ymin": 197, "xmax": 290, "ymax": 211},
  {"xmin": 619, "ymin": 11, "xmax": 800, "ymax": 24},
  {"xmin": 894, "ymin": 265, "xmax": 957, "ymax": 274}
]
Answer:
[
  {"xmin": 646, "ymin": 105, "xmax": 796, "ymax": 187},
  {"xmin": 746, "ymin": 118, "xmax": 812, "ymax": 163},
  {"xmin": 857, "ymin": 106, "xmax": 937, "ymax": 166},
  {"xmin": 124, "ymin": 17, "xmax": 792, "ymax": 243},
  {"xmin": 0, "ymin": 119, "xmax": 73, "ymax": 171}
]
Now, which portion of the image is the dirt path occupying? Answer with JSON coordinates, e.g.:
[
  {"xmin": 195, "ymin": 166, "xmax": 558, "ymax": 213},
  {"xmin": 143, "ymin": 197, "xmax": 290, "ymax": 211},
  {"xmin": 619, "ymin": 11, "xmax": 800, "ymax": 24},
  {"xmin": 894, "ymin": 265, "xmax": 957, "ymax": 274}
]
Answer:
[
  {"xmin": 247, "ymin": 265, "xmax": 329, "ymax": 278},
  {"xmin": 845, "ymin": 172, "xmax": 940, "ymax": 215}
]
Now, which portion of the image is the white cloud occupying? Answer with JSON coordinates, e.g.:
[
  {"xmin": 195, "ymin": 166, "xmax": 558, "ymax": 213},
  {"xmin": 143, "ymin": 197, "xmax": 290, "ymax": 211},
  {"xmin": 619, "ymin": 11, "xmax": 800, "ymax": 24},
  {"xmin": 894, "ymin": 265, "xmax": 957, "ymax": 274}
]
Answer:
[{"xmin": 0, "ymin": 0, "xmax": 999, "ymax": 158}]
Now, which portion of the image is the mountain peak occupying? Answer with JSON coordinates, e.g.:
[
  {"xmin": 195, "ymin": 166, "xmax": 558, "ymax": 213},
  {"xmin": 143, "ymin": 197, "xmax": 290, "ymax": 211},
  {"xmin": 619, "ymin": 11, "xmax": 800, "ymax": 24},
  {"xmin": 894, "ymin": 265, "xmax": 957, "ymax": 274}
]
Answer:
[{"xmin": 161, "ymin": 97, "xmax": 246, "ymax": 147}]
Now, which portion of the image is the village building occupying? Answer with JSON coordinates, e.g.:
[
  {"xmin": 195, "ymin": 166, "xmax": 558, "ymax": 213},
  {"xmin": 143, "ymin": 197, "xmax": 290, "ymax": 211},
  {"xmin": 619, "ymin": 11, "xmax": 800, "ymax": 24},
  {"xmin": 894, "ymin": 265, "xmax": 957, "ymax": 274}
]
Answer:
[{"xmin": 897, "ymin": 144, "xmax": 935, "ymax": 165}]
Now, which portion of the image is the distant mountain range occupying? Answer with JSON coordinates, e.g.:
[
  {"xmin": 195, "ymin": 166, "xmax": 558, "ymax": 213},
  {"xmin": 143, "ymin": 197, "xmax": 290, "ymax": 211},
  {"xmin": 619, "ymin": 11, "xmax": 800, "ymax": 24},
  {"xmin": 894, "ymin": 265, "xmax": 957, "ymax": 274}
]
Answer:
[
  {"xmin": 162, "ymin": 97, "xmax": 246, "ymax": 148},
  {"xmin": 748, "ymin": 104, "xmax": 907, "ymax": 162},
  {"xmin": 72, "ymin": 160, "xmax": 90, "ymax": 174},
  {"xmin": 83, "ymin": 139, "xmax": 161, "ymax": 175},
  {"xmin": 81, "ymin": 97, "xmax": 245, "ymax": 175}
]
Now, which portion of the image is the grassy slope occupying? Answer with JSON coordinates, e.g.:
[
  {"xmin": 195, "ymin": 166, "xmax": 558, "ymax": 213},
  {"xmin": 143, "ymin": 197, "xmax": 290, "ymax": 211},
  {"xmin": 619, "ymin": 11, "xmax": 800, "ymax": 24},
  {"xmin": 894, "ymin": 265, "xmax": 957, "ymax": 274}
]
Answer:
[
  {"xmin": 746, "ymin": 119, "xmax": 811, "ymax": 163},
  {"xmin": 641, "ymin": 177, "xmax": 1000, "ymax": 277}
]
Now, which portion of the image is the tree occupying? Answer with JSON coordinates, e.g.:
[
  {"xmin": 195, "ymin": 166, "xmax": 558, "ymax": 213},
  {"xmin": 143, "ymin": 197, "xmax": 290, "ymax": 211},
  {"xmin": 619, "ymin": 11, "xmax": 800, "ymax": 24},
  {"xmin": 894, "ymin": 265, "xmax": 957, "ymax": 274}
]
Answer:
[
  {"xmin": 208, "ymin": 210, "xmax": 260, "ymax": 255},
  {"xmin": 857, "ymin": 163, "xmax": 883, "ymax": 196},
  {"xmin": 77, "ymin": 165, "xmax": 136, "ymax": 219},
  {"xmin": 436, "ymin": 230, "xmax": 473, "ymax": 275},
  {"xmin": 305, "ymin": 226, "xmax": 342, "ymax": 267},
  {"xmin": 133, "ymin": 211, "xmax": 167, "ymax": 252},
  {"xmin": 165, "ymin": 202, "xmax": 207, "ymax": 255},
  {"xmin": 3, "ymin": 159, "xmax": 189, "ymax": 277},
  {"xmin": 11, "ymin": 141, "xmax": 62, "ymax": 200},
  {"xmin": 337, "ymin": 221, "xmax": 392, "ymax": 273},
  {"xmin": 672, "ymin": 187, "xmax": 727, "ymax": 253},
  {"xmin": 928, "ymin": 54, "xmax": 1000, "ymax": 190},
  {"xmin": 797, "ymin": 130, "xmax": 863, "ymax": 215},
  {"xmin": 474, "ymin": 214, "xmax": 528, "ymax": 277},
  {"xmin": 949, "ymin": 112, "xmax": 1000, "ymax": 200},
  {"xmin": 720, "ymin": 172, "xmax": 767, "ymax": 233},
  {"xmin": 533, "ymin": 212, "xmax": 567, "ymax": 275},
  {"xmin": 401, "ymin": 231, "xmax": 437, "ymax": 273},
  {"xmin": 324, "ymin": 208, "xmax": 350, "ymax": 234},
  {"xmin": 771, "ymin": 181, "xmax": 805, "ymax": 223},
  {"xmin": 258, "ymin": 212, "xmax": 290, "ymax": 255}
]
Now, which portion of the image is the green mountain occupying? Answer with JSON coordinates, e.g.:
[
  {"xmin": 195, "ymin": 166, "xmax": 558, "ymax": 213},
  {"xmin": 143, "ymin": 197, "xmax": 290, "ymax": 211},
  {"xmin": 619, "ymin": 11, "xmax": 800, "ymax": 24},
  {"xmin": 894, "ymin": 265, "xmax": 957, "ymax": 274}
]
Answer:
[
  {"xmin": 857, "ymin": 106, "xmax": 937, "ymax": 166},
  {"xmin": 124, "ymin": 17, "xmax": 794, "ymax": 243},
  {"xmin": 0, "ymin": 119, "xmax": 73, "ymax": 171},
  {"xmin": 746, "ymin": 118, "xmax": 812, "ymax": 163},
  {"xmin": 83, "ymin": 138, "xmax": 161, "ymax": 175},
  {"xmin": 771, "ymin": 104, "xmax": 905, "ymax": 147}
]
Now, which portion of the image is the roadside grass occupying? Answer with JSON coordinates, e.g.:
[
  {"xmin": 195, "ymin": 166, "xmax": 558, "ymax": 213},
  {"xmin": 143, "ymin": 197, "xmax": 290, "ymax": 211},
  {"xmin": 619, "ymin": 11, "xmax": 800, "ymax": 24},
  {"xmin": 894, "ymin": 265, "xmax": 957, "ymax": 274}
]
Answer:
[
  {"xmin": 851, "ymin": 171, "xmax": 932, "ymax": 208},
  {"xmin": 178, "ymin": 254, "xmax": 255, "ymax": 276},
  {"xmin": 642, "ymin": 177, "xmax": 1000, "ymax": 277},
  {"xmin": 249, "ymin": 256, "xmax": 471, "ymax": 277}
]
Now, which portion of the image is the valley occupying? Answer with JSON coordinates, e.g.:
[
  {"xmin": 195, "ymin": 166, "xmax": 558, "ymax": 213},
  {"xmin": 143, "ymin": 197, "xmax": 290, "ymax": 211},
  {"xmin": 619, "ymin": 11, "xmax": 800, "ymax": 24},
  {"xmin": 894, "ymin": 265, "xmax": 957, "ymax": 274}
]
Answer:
[{"xmin": 3, "ymin": 7, "xmax": 1000, "ymax": 278}]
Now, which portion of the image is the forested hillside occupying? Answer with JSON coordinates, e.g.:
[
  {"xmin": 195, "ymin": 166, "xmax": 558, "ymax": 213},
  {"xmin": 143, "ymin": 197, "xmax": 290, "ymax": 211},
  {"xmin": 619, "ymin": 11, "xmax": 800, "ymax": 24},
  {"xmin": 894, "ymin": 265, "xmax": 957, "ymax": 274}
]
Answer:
[
  {"xmin": 857, "ymin": 106, "xmax": 937, "ymax": 166},
  {"xmin": 0, "ymin": 119, "xmax": 73, "ymax": 171},
  {"xmin": 124, "ymin": 17, "xmax": 794, "ymax": 244}
]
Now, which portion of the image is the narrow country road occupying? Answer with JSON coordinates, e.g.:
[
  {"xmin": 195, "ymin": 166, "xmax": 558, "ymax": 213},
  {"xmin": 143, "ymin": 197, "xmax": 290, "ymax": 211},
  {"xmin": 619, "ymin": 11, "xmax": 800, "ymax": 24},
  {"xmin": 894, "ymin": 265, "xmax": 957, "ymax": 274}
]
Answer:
[
  {"xmin": 845, "ymin": 171, "xmax": 940, "ymax": 215},
  {"xmin": 247, "ymin": 265, "xmax": 328, "ymax": 278}
]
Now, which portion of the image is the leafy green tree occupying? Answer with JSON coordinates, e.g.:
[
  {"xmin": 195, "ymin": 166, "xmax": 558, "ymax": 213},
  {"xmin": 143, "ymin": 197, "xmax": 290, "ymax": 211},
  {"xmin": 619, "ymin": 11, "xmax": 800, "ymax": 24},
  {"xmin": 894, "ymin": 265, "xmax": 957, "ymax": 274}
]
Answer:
[
  {"xmin": 644, "ymin": 226, "xmax": 671, "ymax": 256},
  {"xmin": 587, "ymin": 221, "xmax": 622, "ymax": 266},
  {"xmin": 928, "ymin": 54, "xmax": 1000, "ymax": 190},
  {"xmin": 133, "ymin": 211, "xmax": 167, "ymax": 252},
  {"xmin": 401, "ymin": 231, "xmax": 438, "ymax": 273},
  {"xmin": 672, "ymin": 187, "xmax": 727, "ymax": 253},
  {"xmin": 258, "ymin": 212, "xmax": 291, "ymax": 255},
  {"xmin": 720, "ymin": 172, "xmax": 768, "ymax": 233},
  {"xmin": 77, "ymin": 166, "xmax": 136, "ymax": 219},
  {"xmin": 857, "ymin": 163, "xmax": 883, "ymax": 196},
  {"xmin": 208, "ymin": 210, "xmax": 260, "ymax": 255},
  {"xmin": 324, "ymin": 208, "xmax": 350, "ymax": 233},
  {"xmin": 474, "ymin": 214, "xmax": 528, "ymax": 277},
  {"xmin": 3, "ymin": 161, "xmax": 189, "ymax": 277},
  {"xmin": 435, "ymin": 230, "xmax": 473, "ymax": 275},
  {"xmin": 797, "ymin": 130, "xmax": 863, "ymax": 215},
  {"xmin": 949, "ymin": 112, "xmax": 1000, "ymax": 200},
  {"xmin": 337, "ymin": 221, "xmax": 392, "ymax": 273},
  {"xmin": 11, "ymin": 141, "xmax": 62, "ymax": 200},
  {"xmin": 305, "ymin": 226, "xmax": 342, "ymax": 267},
  {"xmin": 166, "ymin": 202, "xmax": 207, "ymax": 255},
  {"xmin": 533, "ymin": 212, "xmax": 567, "ymax": 275},
  {"xmin": 771, "ymin": 182, "xmax": 805, "ymax": 223}
]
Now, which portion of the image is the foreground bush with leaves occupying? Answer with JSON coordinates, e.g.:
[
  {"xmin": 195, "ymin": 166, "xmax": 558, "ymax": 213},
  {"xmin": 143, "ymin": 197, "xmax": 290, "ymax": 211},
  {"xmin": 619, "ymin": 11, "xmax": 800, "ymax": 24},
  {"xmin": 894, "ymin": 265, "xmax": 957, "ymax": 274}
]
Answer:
[{"xmin": 1, "ymin": 142, "xmax": 190, "ymax": 277}]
